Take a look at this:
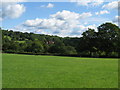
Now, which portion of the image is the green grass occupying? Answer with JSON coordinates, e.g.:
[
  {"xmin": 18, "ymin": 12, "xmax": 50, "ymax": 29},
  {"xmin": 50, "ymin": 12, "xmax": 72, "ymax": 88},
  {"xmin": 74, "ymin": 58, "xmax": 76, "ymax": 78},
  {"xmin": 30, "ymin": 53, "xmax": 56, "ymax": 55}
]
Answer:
[{"xmin": 2, "ymin": 54, "xmax": 118, "ymax": 88}]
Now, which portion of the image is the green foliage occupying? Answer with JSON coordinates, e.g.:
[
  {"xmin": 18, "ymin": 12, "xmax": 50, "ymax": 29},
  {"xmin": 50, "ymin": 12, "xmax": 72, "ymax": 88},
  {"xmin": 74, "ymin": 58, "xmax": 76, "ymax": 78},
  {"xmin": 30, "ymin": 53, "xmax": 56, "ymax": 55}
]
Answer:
[{"xmin": 2, "ymin": 22, "xmax": 120, "ymax": 57}]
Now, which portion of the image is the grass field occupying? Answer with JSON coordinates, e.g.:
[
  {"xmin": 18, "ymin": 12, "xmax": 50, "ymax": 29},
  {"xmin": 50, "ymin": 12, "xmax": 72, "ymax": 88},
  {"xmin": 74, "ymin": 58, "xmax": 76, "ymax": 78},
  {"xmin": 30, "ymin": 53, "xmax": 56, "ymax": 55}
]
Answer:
[{"xmin": 2, "ymin": 54, "xmax": 118, "ymax": 88}]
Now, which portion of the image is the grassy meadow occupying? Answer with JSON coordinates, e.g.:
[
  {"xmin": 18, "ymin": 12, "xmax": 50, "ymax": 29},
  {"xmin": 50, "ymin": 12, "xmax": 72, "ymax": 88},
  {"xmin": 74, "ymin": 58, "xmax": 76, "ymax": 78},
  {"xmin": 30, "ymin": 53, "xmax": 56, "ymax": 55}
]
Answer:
[{"xmin": 2, "ymin": 54, "xmax": 118, "ymax": 88}]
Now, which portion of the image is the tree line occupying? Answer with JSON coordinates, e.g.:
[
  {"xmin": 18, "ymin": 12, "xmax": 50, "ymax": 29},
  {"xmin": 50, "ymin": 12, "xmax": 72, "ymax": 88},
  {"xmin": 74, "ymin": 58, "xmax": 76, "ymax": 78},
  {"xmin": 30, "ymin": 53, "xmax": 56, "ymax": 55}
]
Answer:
[{"xmin": 1, "ymin": 22, "xmax": 120, "ymax": 58}]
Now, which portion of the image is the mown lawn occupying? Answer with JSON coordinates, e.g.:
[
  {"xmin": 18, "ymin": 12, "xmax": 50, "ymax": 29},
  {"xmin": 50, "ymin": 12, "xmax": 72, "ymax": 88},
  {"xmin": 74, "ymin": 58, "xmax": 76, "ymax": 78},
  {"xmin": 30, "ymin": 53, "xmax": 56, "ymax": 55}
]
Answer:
[{"xmin": 2, "ymin": 54, "xmax": 118, "ymax": 88}]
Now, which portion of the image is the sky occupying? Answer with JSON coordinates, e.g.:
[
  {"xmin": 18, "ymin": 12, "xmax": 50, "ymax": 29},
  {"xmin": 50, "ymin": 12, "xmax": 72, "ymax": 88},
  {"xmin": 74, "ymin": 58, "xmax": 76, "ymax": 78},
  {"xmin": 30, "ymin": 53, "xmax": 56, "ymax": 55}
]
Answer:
[{"xmin": 0, "ymin": 0, "xmax": 119, "ymax": 37}]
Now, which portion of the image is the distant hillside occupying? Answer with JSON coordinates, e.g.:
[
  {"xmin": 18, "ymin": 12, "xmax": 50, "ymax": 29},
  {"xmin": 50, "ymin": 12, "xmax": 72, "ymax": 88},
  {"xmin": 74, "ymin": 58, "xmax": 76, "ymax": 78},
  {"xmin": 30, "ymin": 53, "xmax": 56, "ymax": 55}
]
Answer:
[{"xmin": 1, "ymin": 22, "xmax": 120, "ymax": 58}]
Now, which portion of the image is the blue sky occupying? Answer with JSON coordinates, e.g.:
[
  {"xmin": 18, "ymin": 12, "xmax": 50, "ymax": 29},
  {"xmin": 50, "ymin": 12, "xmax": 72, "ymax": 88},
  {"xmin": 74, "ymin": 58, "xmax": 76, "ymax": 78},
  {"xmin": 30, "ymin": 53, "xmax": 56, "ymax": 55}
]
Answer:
[{"xmin": 1, "ymin": 1, "xmax": 119, "ymax": 37}]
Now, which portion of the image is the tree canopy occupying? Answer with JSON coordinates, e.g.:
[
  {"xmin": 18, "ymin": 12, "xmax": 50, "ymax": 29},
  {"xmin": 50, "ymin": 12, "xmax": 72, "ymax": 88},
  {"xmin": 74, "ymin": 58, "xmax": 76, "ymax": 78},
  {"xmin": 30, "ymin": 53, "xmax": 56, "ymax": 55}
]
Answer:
[{"xmin": 1, "ymin": 22, "xmax": 120, "ymax": 58}]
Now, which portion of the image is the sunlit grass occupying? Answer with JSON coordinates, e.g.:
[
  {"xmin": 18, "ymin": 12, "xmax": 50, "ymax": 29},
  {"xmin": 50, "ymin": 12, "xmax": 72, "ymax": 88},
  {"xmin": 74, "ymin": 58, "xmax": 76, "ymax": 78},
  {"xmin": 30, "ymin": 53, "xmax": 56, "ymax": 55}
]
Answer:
[{"xmin": 3, "ymin": 54, "xmax": 118, "ymax": 88}]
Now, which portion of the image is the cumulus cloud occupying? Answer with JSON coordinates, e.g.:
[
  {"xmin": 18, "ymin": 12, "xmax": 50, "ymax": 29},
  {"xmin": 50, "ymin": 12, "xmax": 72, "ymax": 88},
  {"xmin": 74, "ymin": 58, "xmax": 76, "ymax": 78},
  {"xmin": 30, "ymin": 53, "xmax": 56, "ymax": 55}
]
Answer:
[
  {"xmin": 70, "ymin": 0, "xmax": 104, "ymax": 6},
  {"xmin": 14, "ymin": 10, "xmax": 93, "ymax": 37},
  {"xmin": 41, "ymin": 3, "xmax": 54, "ymax": 8},
  {"xmin": 24, "ymin": 18, "xmax": 66, "ymax": 30},
  {"xmin": 23, "ymin": 10, "xmax": 92, "ymax": 28},
  {"xmin": 102, "ymin": 1, "xmax": 118, "ymax": 10},
  {"xmin": 0, "ymin": 1, "xmax": 26, "ymax": 21},
  {"xmin": 2, "ymin": 4, "xmax": 25, "ymax": 20},
  {"xmin": 95, "ymin": 10, "xmax": 109, "ymax": 15},
  {"xmin": 50, "ymin": 10, "xmax": 92, "ymax": 23},
  {"xmin": 70, "ymin": 24, "xmax": 97, "ymax": 37},
  {"xmin": 86, "ymin": 24, "xmax": 97, "ymax": 30}
]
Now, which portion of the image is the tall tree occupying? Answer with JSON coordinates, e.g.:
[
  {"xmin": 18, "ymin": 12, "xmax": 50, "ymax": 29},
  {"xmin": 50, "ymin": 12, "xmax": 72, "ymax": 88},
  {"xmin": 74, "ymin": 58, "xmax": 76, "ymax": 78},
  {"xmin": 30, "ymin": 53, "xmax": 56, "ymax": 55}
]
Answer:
[{"xmin": 97, "ymin": 22, "xmax": 120, "ymax": 56}]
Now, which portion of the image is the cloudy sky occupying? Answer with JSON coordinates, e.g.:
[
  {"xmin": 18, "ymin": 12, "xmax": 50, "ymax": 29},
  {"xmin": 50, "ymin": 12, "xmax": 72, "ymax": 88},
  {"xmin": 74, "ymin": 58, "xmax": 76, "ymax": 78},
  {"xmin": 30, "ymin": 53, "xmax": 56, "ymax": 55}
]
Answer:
[{"xmin": 0, "ymin": 0, "xmax": 119, "ymax": 37}]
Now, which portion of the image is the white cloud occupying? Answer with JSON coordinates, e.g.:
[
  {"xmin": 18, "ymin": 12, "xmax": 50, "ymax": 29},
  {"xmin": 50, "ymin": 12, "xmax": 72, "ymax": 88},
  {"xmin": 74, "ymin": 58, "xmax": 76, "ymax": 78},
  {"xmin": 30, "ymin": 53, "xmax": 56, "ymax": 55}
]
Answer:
[
  {"xmin": 47, "ymin": 3, "xmax": 54, "ymax": 8},
  {"xmin": 102, "ymin": 1, "xmax": 118, "ymax": 10},
  {"xmin": 0, "ymin": 1, "xmax": 26, "ymax": 21},
  {"xmin": 95, "ymin": 10, "xmax": 109, "ymax": 15},
  {"xmin": 50, "ymin": 10, "xmax": 92, "ymax": 24},
  {"xmin": 79, "ymin": 12, "xmax": 92, "ymax": 18},
  {"xmin": 84, "ymin": 22, "xmax": 88, "ymax": 25},
  {"xmin": 70, "ymin": 24, "xmax": 97, "ymax": 37},
  {"xmin": 70, "ymin": 0, "xmax": 104, "ymax": 6},
  {"xmin": 41, "ymin": 3, "xmax": 54, "ymax": 8},
  {"xmin": 23, "ymin": 10, "xmax": 92, "ymax": 28},
  {"xmin": 86, "ymin": 24, "xmax": 97, "ymax": 30},
  {"xmin": 14, "ymin": 10, "xmax": 93, "ymax": 37},
  {"xmin": 2, "ymin": 4, "xmax": 25, "ymax": 19}
]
